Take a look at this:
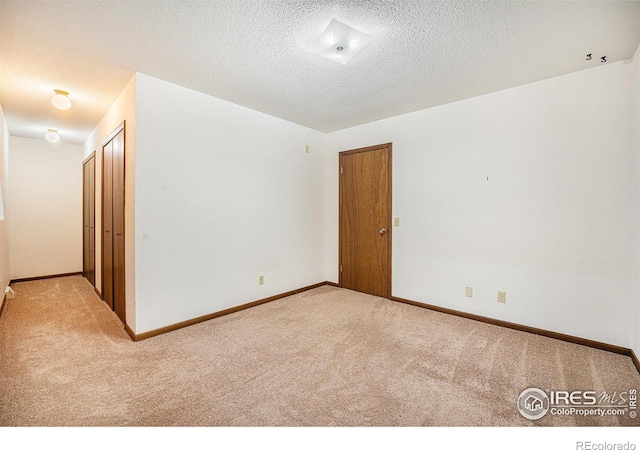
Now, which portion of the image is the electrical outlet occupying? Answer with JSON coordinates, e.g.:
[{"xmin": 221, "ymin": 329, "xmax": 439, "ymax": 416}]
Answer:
[
  {"xmin": 259, "ymin": 275, "xmax": 264, "ymax": 286},
  {"xmin": 465, "ymin": 286, "xmax": 473, "ymax": 298},
  {"xmin": 394, "ymin": 217, "xmax": 400, "ymax": 227},
  {"xmin": 497, "ymin": 291, "xmax": 506, "ymax": 303}
]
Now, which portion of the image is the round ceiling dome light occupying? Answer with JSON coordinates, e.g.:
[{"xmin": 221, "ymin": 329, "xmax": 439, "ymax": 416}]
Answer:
[
  {"xmin": 45, "ymin": 129, "xmax": 60, "ymax": 143},
  {"xmin": 51, "ymin": 90, "xmax": 71, "ymax": 110}
]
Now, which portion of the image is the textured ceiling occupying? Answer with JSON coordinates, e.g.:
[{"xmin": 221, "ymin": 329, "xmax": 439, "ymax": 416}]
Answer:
[{"xmin": 1, "ymin": 1, "xmax": 640, "ymax": 145}]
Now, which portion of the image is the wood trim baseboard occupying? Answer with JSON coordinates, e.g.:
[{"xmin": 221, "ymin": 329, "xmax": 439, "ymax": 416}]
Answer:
[
  {"xmin": 10, "ymin": 272, "xmax": 83, "ymax": 284},
  {"xmin": 631, "ymin": 349, "xmax": 640, "ymax": 374},
  {"xmin": 125, "ymin": 323, "xmax": 136, "ymax": 340},
  {"xmin": 390, "ymin": 296, "xmax": 632, "ymax": 357},
  {"xmin": 129, "ymin": 281, "xmax": 333, "ymax": 341}
]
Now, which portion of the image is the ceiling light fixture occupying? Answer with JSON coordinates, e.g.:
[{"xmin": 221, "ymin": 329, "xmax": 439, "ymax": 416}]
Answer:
[
  {"xmin": 309, "ymin": 19, "xmax": 373, "ymax": 64},
  {"xmin": 45, "ymin": 129, "xmax": 60, "ymax": 143},
  {"xmin": 51, "ymin": 90, "xmax": 71, "ymax": 110}
]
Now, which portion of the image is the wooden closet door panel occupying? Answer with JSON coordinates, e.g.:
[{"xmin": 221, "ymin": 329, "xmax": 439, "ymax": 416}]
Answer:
[
  {"xmin": 102, "ymin": 141, "xmax": 114, "ymax": 310},
  {"xmin": 88, "ymin": 157, "xmax": 95, "ymax": 285},
  {"xmin": 112, "ymin": 129, "xmax": 126, "ymax": 323},
  {"xmin": 83, "ymin": 155, "xmax": 96, "ymax": 287},
  {"xmin": 83, "ymin": 163, "xmax": 90, "ymax": 278},
  {"xmin": 101, "ymin": 124, "xmax": 126, "ymax": 325}
]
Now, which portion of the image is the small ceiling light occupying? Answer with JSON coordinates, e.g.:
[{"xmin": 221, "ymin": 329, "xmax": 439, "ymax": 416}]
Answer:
[
  {"xmin": 309, "ymin": 18, "xmax": 374, "ymax": 64},
  {"xmin": 45, "ymin": 129, "xmax": 60, "ymax": 143},
  {"xmin": 51, "ymin": 90, "xmax": 71, "ymax": 110}
]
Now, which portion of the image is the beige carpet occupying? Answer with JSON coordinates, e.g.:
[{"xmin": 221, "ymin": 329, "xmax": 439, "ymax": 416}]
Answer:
[{"xmin": 0, "ymin": 275, "xmax": 638, "ymax": 427}]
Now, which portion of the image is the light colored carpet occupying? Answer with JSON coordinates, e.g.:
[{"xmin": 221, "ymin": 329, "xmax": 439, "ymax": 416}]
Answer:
[{"xmin": 0, "ymin": 275, "xmax": 638, "ymax": 426}]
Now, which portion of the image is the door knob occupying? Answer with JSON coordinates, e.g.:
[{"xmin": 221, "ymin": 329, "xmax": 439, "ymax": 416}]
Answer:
[{"xmin": 380, "ymin": 228, "xmax": 387, "ymax": 235}]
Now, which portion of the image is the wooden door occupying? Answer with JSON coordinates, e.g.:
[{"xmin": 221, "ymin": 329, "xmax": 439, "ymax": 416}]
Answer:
[
  {"xmin": 339, "ymin": 143, "xmax": 392, "ymax": 298},
  {"xmin": 83, "ymin": 157, "xmax": 89, "ymax": 279},
  {"xmin": 101, "ymin": 124, "xmax": 126, "ymax": 323},
  {"xmin": 88, "ymin": 156, "xmax": 95, "ymax": 286},
  {"xmin": 82, "ymin": 153, "xmax": 95, "ymax": 286},
  {"xmin": 111, "ymin": 129, "xmax": 126, "ymax": 323},
  {"xmin": 102, "ymin": 139, "xmax": 114, "ymax": 311}
]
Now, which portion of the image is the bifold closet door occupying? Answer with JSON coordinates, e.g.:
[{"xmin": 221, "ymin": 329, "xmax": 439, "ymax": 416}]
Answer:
[
  {"xmin": 111, "ymin": 129, "xmax": 126, "ymax": 323},
  {"xmin": 83, "ymin": 154, "xmax": 95, "ymax": 286},
  {"xmin": 102, "ymin": 139, "xmax": 114, "ymax": 311},
  {"xmin": 102, "ymin": 125, "xmax": 125, "ymax": 324},
  {"xmin": 88, "ymin": 156, "xmax": 95, "ymax": 286}
]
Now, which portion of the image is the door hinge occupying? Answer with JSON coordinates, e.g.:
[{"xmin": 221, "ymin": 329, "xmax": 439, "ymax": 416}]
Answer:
[
  {"xmin": 340, "ymin": 166, "xmax": 343, "ymax": 174},
  {"xmin": 340, "ymin": 264, "xmax": 343, "ymax": 272}
]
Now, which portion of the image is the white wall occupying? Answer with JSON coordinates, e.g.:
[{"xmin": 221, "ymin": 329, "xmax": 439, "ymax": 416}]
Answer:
[
  {"xmin": 632, "ymin": 43, "xmax": 640, "ymax": 359},
  {"xmin": 8, "ymin": 136, "xmax": 83, "ymax": 279},
  {"xmin": 133, "ymin": 73, "xmax": 328, "ymax": 334},
  {"xmin": 0, "ymin": 105, "xmax": 10, "ymax": 308},
  {"xmin": 83, "ymin": 74, "xmax": 136, "ymax": 324},
  {"xmin": 327, "ymin": 61, "xmax": 635, "ymax": 348}
]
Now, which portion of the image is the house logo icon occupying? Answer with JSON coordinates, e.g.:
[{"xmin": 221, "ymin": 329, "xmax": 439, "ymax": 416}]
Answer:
[
  {"xmin": 518, "ymin": 388, "xmax": 550, "ymax": 420},
  {"xmin": 525, "ymin": 395, "xmax": 543, "ymax": 411}
]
